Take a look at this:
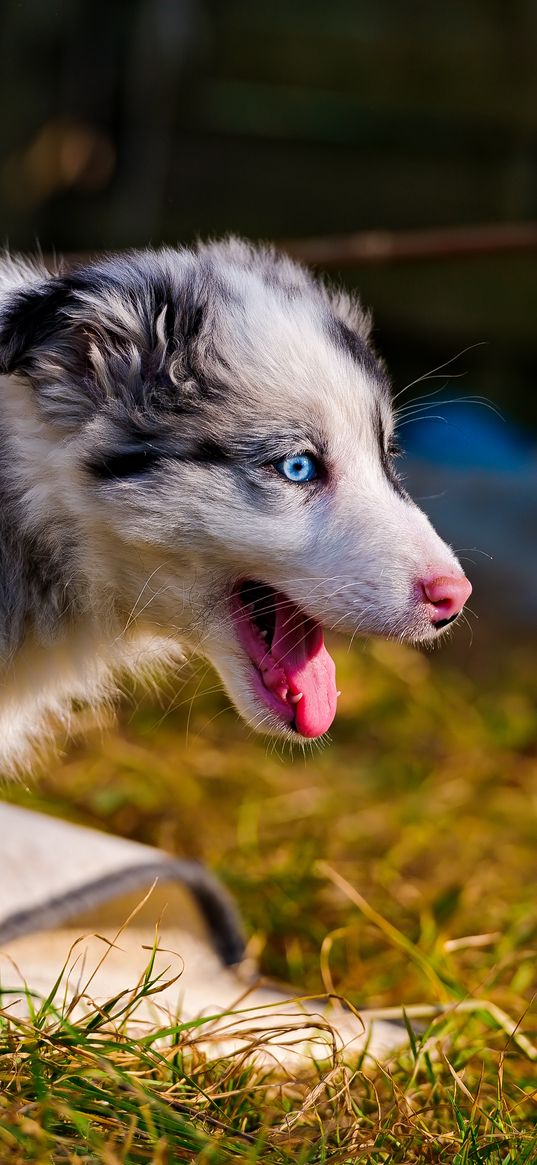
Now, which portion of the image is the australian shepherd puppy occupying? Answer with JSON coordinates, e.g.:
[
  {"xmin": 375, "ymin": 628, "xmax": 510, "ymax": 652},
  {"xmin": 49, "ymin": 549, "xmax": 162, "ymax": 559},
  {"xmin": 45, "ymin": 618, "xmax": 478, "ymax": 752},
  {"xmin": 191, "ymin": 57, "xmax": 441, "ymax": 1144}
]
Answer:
[{"xmin": 0, "ymin": 239, "xmax": 470, "ymax": 773}]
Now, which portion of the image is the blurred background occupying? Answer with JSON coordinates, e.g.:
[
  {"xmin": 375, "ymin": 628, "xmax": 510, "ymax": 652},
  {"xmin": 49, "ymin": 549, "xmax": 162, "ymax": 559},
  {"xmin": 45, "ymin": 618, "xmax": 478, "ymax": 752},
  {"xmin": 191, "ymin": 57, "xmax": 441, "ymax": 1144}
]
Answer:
[{"xmin": 2, "ymin": 1, "xmax": 537, "ymax": 1013}]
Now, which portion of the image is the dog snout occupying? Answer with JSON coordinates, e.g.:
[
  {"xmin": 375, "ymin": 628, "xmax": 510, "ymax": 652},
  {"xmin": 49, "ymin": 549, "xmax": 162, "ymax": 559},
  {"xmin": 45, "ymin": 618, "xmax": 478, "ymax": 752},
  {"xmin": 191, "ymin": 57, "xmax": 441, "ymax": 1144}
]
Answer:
[{"xmin": 419, "ymin": 573, "xmax": 472, "ymax": 627}]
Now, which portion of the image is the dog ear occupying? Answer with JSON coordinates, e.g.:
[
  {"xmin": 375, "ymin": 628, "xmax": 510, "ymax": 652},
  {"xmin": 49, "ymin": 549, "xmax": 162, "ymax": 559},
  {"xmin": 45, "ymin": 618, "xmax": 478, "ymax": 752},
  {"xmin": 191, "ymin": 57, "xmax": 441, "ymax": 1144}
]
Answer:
[
  {"xmin": 0, "ymin": 277, "xmax": 108, "ymax": 430},
  {"xmin": 0, "ymin": 262, "xmax": 208, "ymax": 433},
  {"xmin": 0, "ymin": 279, "xmax": 70, "ymax": 373}
]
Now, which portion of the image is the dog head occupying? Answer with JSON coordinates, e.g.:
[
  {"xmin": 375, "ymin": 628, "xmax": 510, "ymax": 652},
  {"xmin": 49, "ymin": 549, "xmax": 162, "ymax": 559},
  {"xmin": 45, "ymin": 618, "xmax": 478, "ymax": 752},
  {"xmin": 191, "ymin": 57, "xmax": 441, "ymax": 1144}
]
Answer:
[{"xmin": 0, "ymin": 239, "xmax": 471, "ymax": 739}]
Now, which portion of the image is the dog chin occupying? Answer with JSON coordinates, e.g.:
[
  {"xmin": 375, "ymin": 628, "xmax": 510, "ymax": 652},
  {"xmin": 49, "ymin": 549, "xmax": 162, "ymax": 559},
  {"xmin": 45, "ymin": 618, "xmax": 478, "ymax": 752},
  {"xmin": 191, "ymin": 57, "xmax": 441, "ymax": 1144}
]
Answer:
[{"xmin": 208, "ymin": 649, "xmax": 297, "ymax": 738}]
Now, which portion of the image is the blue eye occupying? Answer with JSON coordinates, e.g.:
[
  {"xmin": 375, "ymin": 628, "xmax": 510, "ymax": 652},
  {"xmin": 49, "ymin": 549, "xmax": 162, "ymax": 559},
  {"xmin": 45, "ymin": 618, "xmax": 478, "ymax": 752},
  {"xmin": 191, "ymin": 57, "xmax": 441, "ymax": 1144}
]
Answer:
[{"xmin": 273, "ymin": 453, "xmax": 319, "ymax": 483}]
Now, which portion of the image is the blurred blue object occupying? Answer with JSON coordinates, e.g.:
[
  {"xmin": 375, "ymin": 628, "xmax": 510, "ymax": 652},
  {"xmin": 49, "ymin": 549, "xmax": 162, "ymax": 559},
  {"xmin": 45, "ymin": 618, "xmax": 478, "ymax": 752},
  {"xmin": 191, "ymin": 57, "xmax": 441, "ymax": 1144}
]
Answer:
[
  {"xmin": 402, "ymin": 402, "xmax": 537, "ymax": 626},
  {"xmin": 401, "ymin": 401, "xmax": 536, "ymax": 472}
]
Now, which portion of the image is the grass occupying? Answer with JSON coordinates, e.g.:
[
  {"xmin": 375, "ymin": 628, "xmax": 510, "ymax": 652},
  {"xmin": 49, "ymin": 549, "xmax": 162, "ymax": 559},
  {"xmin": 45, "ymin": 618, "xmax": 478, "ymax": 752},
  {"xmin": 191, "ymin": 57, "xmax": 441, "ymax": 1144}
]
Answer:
[{"xmin": 1, "ymin": 632, "xmax": 537, "ymax": 1162}]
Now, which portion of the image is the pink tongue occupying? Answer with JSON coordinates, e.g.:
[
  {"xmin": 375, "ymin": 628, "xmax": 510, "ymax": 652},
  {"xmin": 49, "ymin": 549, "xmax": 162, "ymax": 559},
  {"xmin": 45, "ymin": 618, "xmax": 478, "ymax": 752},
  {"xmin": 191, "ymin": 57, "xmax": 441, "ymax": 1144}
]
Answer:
[{"xmin": 270, "ymin": 599, "xmax": 337, "ymax": 737}]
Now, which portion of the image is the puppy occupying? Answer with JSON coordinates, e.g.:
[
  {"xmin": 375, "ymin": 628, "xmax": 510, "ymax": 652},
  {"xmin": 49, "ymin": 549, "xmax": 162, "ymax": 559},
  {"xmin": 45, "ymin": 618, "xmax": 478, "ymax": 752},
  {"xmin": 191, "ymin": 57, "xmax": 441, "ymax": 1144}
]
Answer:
[{"xmin": 0, "ymin": 239, "xmax": 471, "ymax": 773}]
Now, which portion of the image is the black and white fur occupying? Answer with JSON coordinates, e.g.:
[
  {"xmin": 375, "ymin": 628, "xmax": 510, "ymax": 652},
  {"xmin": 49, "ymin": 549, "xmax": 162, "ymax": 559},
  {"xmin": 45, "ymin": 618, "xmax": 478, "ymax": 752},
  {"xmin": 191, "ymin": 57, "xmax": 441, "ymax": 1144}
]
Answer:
[{"xmin": 0, "ymin": 239, "xmax": 467, "ymax": 773}]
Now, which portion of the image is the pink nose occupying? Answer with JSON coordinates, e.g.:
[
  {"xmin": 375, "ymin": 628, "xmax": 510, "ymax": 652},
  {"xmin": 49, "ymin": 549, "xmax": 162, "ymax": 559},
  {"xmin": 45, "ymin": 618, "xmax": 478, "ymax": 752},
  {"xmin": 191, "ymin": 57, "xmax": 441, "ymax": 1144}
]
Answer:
[{"xmin": 421, "ymin": 574, "xmax": 472, "ymax": 623}]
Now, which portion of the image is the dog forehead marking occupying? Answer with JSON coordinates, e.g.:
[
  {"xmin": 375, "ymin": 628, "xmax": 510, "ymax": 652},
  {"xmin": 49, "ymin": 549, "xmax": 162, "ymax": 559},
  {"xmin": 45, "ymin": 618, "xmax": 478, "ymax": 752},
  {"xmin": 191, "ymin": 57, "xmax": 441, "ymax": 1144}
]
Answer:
[{"xmin": 199, "ymin": 287, "xmax": 386, "ymax": 454}]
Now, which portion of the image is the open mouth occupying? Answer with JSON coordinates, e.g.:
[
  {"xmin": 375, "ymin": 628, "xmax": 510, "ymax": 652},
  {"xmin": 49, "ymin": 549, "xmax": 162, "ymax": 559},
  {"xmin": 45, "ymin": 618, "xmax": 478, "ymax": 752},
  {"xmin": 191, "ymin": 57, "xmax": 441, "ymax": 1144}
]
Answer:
[{"xmin": 230, "ymin": 581, "xmax": 338, "ymax": 739}]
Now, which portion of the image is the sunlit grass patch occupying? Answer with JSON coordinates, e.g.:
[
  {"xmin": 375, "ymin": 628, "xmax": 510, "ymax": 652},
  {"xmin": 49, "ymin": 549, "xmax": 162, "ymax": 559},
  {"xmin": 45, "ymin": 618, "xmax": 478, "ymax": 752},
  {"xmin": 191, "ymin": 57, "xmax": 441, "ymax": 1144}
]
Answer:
[
  {"xmin": 2, "ymin": 635, "xmax": 537, "ymax": 1159},
  {"xmin": 0, "ymin": 970, "xmax": 535, "ymax": 1163}
]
